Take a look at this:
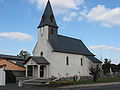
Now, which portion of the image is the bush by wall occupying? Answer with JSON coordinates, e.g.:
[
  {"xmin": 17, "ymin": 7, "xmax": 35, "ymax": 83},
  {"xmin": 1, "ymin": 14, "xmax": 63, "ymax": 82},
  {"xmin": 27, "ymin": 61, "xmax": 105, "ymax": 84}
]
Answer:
[
  {"xmin": 6, "ymin": 70, "xmax": 16, "ymax": 83},
  {"xmin": 49, "ymin": 81, "xmax": 75, "ymax": 85}
]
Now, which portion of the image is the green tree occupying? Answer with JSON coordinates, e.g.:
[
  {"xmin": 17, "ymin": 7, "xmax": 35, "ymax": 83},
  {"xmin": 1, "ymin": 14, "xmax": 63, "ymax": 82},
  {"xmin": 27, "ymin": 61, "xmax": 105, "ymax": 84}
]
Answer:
[
  {"xmin": 89, "ymin": 65, "xmax": 102, "ymax": 82},
  {"xmin": 111, "ymin": 64, "xmax": 119, "ymax": 73},
  {"xmin": 102, "ymin": 58, "xmax": 111, "ymax": 74},
  {"xmin": 118, "ymin": 63, "xmax": 120, "ymax": 72},
  {"xmin": 18, "ymin": 50, "xmax": 30, "ymax": 59}
]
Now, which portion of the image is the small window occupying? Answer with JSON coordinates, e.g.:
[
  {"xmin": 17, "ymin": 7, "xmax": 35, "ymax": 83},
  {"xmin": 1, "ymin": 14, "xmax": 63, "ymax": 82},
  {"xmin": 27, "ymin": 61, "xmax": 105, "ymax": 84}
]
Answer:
[
  {"xmin": 40, "ymin": 52, "xmax": 43, "ymax": 56},
  {"xmin": 50, "ymin": 15, "xmax": 54, "ymax": 23},
  {"xmin": 66, "ymin": 56, "xmax": 69, "ymax": 65},
  {"xmin": 81, "ymin": 58, "xmax": 83, "ymax": 66},
  {"xmin": 42, "ymin": 16, "xmax": 45, "ymax": 23},
  {"xmin": 96, "ymin": 64, "xmax": 99, "ymax": 67},
  {"xmin": 50, "ymin": 18, "xmax": 53, "ymax": 23},
  {"xmin": 51, "ymin": 28, "xmax": 54, "ymax": 34}
]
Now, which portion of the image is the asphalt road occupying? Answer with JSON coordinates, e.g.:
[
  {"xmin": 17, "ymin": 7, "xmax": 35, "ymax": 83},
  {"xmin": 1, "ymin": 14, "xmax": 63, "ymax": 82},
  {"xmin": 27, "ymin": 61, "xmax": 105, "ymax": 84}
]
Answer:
[
  {"xmin": 64, "ymin": 84, "xmax": 120, "ymax": 90},
  {"xmin": 0, "ymin": 84, "xmax": 120, "ymax": 90}
]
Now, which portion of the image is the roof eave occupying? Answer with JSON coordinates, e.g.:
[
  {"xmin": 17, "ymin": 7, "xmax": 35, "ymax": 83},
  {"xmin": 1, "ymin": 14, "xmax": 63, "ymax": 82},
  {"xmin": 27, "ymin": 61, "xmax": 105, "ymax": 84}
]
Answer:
[
  {"xmin": 37, "ymin": 63, "xmax": 49, "ymax": 65},
  {"xmin": 52, "ymin": 50, "xmax": 95, "ymax": 56},
  {"xmin": 37, "ymin": 24, "xmax": 59, "ymax": 29}
]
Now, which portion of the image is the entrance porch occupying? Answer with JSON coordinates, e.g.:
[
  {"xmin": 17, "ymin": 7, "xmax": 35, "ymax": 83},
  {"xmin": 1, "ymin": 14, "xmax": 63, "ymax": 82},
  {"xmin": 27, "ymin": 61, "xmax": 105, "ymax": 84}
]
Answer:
[{"xmin": 24, "ymin": 56, "xmax": 49, "ymax": 78}]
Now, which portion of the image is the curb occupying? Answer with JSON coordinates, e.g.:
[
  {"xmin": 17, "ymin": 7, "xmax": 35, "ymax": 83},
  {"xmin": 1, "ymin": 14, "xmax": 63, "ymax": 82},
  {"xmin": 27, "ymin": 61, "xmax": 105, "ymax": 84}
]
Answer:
[{"xmin": 59, "ymin": 82, "xmax": 120, "ymax": 89}]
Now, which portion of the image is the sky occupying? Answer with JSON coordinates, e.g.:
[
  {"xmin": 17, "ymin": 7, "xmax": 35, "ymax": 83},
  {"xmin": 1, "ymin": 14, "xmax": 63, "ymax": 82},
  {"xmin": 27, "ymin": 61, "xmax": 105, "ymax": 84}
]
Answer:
[{"xmin": 0, "ymin": 0, "xmax": 120, "ymax": 64}]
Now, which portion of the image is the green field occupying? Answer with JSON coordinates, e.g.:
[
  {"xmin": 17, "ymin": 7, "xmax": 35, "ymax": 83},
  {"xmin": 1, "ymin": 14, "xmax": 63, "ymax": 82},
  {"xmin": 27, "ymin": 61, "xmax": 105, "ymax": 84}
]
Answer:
[{"xmin": 76, "ymin": 77, "xmax": 120, "ymax": 85}]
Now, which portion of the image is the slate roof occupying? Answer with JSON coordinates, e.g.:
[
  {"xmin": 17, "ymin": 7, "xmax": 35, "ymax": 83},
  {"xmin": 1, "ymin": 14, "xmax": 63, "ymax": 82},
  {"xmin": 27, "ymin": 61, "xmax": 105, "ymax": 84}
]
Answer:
[
  {"xmin": 37, "ymin": 0, "xmax": 58, "ymax": 28},
  {"xmin": 86, "ymin": 56, "xmax": 102, "ymax": 63},
  {"xmin": 49, "ymin": 35, "xmax": 95, "ymax": 56},
  {"xmin": 0, "ymin": 54, "xmax": 26, "ymax": 61},
  {"xmin": 26, "ymin": 56, "xmax": 49, "ymax": 65}
]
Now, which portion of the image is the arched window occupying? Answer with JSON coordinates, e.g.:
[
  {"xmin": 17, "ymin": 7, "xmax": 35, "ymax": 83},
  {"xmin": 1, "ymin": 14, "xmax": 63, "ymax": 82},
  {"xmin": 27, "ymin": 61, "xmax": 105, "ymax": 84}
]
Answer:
[
  {"xmin": 81, "ymin": 58, "xmax": 83, "ymax": 66},
  {"xmin": 40, "ymin": 52, "xmax": 43, "ymax": 56},
  {"xmin": 66, "ymin": 56, "xmax": 69, "ymax": 65}
]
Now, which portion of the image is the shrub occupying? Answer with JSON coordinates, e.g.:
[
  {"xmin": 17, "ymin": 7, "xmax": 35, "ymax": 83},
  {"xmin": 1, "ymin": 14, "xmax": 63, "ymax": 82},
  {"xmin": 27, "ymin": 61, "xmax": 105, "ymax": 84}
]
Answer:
[
  {"xmin": 49, "ymin": 81, "xmax": 75, "ymax": 85},
  {"xmin": 89, "ymin": 65, "xmax": 102, "ymax": 82},
  {"xmin": 6, "ymin": 70, "xmax": 16, "ymax": 83}
]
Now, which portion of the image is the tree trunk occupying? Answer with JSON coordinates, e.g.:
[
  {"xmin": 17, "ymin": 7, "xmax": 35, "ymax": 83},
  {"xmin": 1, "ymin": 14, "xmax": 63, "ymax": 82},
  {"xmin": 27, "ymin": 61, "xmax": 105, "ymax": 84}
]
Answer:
[{"xmin": 93, "ymin": 75, "xmax": 97, "ymax": 82}]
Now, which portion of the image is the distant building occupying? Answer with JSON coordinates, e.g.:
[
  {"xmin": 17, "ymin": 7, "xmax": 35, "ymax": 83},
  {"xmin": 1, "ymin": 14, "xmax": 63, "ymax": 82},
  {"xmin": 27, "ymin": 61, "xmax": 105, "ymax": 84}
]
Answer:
[
  {"xmin": 0, "ymin": 54, "xmax": 26, "ymax": 77},
  {"xmin": 25, "ymin": 1, "xmax": 102, "ymax": 78},
  {"xmin": 0, "ymin": 64, "xmax": 6, "ymax": 86}
]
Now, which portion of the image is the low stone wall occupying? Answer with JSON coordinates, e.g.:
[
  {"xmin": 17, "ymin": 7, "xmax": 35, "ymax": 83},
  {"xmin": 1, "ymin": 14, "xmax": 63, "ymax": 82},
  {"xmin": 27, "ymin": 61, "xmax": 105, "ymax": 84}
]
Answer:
[
  {"xmin": 50, "ymin": 76, "xmax": 93, "ymax": 81},
  {"xmin": 59, "ymin": 77, "xmax": 74, "ymax": 81},
  {"xmin": 101, "ymin": 73, "xmax": 120, "ymax": 78},
  {"xmin": 12, "ymin": 71, "xmax": 25, "ymax": 77},
  {"xmin": 79, "ymin": 76, "xmax": 92, "ymax": 81}
]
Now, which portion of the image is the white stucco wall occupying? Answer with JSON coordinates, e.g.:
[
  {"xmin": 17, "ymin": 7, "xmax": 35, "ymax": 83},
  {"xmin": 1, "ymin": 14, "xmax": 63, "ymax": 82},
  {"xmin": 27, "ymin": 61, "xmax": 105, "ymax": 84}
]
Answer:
[
  {"xmin": 33, "ymin": 66, "xmax": 38, "ymax": 77},
  {"xmin": 33, "ymin": 26, "xmax": 53, "ymax": 77},
  {"xmin": 0, "ymin": 69, "xmax": 5, "ymax": 86},
  {"xmin": 33, "ymin": 26, "xmax": 53, "ymax": 57},
  {"xmin": 49, "ymin": 52, "xmax": 96, "ymax": 77},
  {"xmin": 26, "ymin": 59, "xmax": 37, "ymax": 65}
]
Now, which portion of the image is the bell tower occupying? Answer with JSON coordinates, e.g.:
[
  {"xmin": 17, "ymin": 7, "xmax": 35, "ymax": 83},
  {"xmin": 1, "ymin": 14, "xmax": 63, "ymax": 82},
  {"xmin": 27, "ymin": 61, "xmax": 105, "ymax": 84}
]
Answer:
[{"xmin": 37, "ymin": 0, "xmax": 59, "ymax": 41}]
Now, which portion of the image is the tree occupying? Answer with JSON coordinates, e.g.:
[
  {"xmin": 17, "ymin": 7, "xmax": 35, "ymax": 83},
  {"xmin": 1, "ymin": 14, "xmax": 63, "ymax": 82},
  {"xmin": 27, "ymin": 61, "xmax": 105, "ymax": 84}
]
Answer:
[
  {"xmin": 102, "ymin": 58, "xmax": 111, "ymax": 74},
  {"xmin": 111, "ymin": 64, "xmax": 119, "ymax": 73},
  {"xmin": 118, "ymin": 63, "xmax": 120, "ymax": 72},
  {"xmin": 18, "ymin": 50, "xmax": 30, "ymax": 59},
  {"xmin": 89, "ymin": 65, "xmax": 102, "ymax": 82}
]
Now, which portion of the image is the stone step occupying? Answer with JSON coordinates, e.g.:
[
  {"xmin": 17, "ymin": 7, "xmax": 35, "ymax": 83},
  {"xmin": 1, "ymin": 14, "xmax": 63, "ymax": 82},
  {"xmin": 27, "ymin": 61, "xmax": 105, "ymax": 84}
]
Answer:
[
  {"xmin": 21, "ymin": 78, "xmax": 50, "ymax": 85},
  {"xmin": 23, "ymin": 82, "xmax": 44, "ymax": 85}
]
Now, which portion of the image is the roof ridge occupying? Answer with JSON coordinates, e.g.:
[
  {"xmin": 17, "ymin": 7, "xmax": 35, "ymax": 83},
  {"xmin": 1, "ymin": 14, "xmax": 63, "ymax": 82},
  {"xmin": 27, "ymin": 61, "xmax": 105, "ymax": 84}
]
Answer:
[
  {"xmin": 0, "ymin": 54, "xmax": 17, "ymax": 57},
  {"xmin": 30, "ymin": 56, "xmax": 44, "ymax": 58},
  {"xmin": 5, "ymin": 59, "xmax": 25, "ymax": 70},
  {"xmin": 0, "ymin": 54, "xmax": 26, "ymax": 60},
  {"xmin": 58, "ymin": 35, "xmax": 82, "ymax": 41}
]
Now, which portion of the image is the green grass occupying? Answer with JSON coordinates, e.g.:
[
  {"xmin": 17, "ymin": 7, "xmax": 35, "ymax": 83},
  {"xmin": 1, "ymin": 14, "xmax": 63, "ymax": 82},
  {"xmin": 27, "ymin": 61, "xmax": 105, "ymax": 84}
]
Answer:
[{"xmin": 76, "ymin": 77, "xmax": 120, "ymax": 85}]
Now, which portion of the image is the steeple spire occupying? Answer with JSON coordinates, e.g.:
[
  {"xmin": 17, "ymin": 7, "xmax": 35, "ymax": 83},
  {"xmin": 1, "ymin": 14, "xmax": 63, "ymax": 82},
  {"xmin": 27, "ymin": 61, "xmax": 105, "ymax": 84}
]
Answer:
[{"xmin": 37, "ymin": 0, "xmax": 58, "ymax": 28}]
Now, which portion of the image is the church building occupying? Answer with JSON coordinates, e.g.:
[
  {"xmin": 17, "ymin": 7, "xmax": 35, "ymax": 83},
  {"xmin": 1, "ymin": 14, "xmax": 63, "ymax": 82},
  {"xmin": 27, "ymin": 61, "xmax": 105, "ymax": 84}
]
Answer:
[{"xmin": 25, "ymin": 0, "xmax": 102, "ymax": 79}]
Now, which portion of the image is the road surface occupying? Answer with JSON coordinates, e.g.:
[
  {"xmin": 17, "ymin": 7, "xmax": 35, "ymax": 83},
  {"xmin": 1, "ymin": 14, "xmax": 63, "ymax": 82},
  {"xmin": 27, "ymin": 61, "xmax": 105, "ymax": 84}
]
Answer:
[{"xmin": 0, "ymin": 84, "xmax": 120, "ymax": 90}]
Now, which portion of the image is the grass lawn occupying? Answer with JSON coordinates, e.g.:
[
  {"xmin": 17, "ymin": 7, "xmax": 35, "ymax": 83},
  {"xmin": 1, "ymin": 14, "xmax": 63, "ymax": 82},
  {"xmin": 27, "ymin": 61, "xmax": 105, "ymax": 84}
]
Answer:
[{"xmin": 76, "ymin": 77, "xmax": 120, "ymax": 85}]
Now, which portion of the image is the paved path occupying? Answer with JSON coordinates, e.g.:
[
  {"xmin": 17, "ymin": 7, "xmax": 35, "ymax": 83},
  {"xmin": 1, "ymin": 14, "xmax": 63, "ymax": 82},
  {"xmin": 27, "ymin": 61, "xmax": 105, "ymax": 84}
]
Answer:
[
  {"xmin": 59, "ymin": 82, "xmax": 120, "ymax": 89},
  {"xmin": 0, "ymin": 84, "xmax": 59, "ymax": 90},
  {"xmin": 64, "ymin": 84, "xmax": 120, "ymax": 90}
]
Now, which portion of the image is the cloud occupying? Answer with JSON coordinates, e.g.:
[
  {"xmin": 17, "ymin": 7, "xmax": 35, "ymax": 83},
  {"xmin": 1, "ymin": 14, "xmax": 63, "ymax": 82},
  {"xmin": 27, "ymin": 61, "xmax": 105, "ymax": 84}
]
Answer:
[
  {"xmin": 78, "ymin": 7, "xmax": 88, "ymax": 21},
  {"xmin": 101, "ymin": 23, "xmax": 111, "ymax": 28},
  {"xmin": 78, "ymin": 5, "xmax": 120, "ymax": 27},
  {"xmin": 89, "ymin": 45, "xmax": 120, "ymax": 52},
  {"xmin": 0, "ymin": 32, "xmax": 33, "ymax": 41},
  {"xmin": 86, "ymin": 5, "xmax": 120, "ymax": 27},
  {"xmin": 63, "ymin": 11, "xmax": 78, "ymax": 22},
  {"xmin": 0, "ymin": 49, "xmax": 9, "ymax": 53},
  {"xmin": 26, "ymin": 0, "xmax": 84, "ymax": 14}
]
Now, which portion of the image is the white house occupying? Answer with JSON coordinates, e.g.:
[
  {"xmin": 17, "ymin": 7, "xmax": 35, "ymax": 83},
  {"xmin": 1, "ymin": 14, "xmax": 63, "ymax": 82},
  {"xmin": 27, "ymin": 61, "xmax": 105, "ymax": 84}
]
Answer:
[
  {"xmin": 0, "ymin": 64, "xmax": 6, "ymax": 86},
  {"xmin": 25, "ymin": 0, "xmax": 102, "ymax": 79}
]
